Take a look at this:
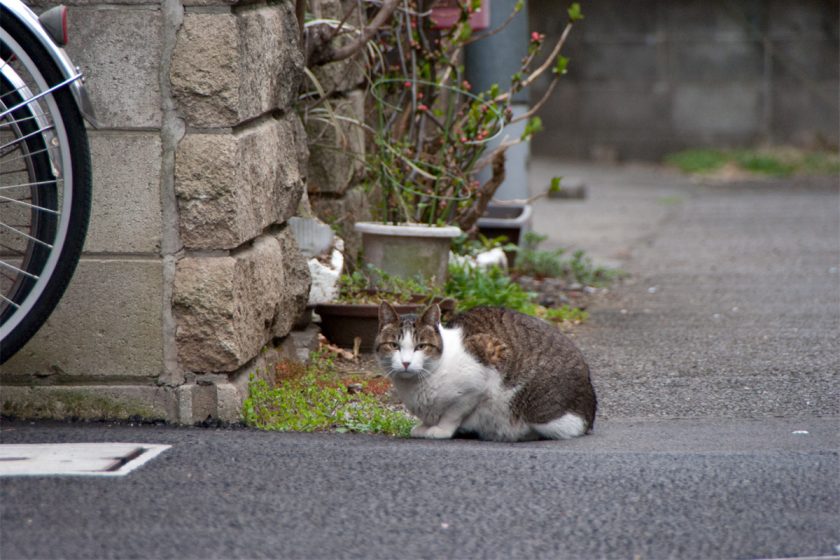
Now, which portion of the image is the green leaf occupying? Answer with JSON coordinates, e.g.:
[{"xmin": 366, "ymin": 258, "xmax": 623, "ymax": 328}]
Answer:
[
  {"xmin": 553, "ymin": 55, "xmax": 569, "ymax": 76},
  {"xmin": 568, "ymin": 3, "xmax": 584, "ymax": 22},
  {"xmin": 514, "ymin": 0, "xmax": 525, "ymax": 12},
  {"xmin": 549, "ymin": 176, "xmax": 563, "ymax": 192}
]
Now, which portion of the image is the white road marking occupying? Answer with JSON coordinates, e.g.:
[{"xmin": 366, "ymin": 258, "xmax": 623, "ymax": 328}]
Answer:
[{"xmin": 0, "ymin": 443, "xmax": 171, "ymax": 477}]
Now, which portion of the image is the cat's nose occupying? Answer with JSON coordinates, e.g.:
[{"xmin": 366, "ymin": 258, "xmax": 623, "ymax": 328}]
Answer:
[{"xmin": 402, "ymin": 361, "xmax": 410, "ymax": 370}]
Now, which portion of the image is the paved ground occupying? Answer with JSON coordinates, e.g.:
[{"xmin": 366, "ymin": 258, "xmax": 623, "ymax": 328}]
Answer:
[
  {"xmin": 1, "ymin": 417, "xmax": 838, "ymax": 560},
  {"xmin": 529, "ymin": 160, "xmax": 840, "ymax": 419},
  {"xmin": 2, "ymin": 160, "xmax": 839, "ymax": 559}
]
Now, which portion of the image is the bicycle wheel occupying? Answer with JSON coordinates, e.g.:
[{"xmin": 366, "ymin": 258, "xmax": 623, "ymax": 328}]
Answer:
[{"xmin": 0, "ymin": 8, "xmax": 92, "ymax": 363}]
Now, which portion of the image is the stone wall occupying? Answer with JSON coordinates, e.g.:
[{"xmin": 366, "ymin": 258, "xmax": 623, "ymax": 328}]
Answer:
[
  {"xmin": 2, "ymin": 0, "xmax": 311, "ymax": 423},
  {"xmin": 528, "ymin": 0, "xmax": 840, "ymax": 160},
  {"xmin": 304, "ymin": 0, "xmax": 371, "ymax": 265}
]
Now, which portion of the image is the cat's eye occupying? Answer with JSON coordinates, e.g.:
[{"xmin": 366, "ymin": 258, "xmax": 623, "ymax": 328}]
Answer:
[
  {"xmin": 379, "ymin": 342, "xmax": 398, "ymax": 351},
  {"xmin": 415, "ymin": 343, "xmax": 432, "ymax": 351}
]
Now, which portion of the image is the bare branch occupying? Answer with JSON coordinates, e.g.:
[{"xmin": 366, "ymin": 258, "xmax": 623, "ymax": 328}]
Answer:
[
  {"xmin": 493, "ymin": 21, "xmax": 572, "ymax": 104},
  {"xmin": 509, "ymin": 78, "xmax": 557, "ymax": 125},
  {"xmin": 307, "ymin": 0, "xmax": 401, "ymax": 67},
  {"xmin": 462, "ymin": 4, "xmax": 522, "ymax": 46},
  {"xmin": 457, "ymin": 149, "xmax": 507, "ymax": 233}
]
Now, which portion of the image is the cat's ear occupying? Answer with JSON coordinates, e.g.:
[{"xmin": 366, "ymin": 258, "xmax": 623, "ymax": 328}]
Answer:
[
  {"xmin": 420, "ymin": 303, "xmax": 441, "ymax": 327},
  {"xmin": 378, "ymin": 301, "xmax": 399, "ymax": 325}
]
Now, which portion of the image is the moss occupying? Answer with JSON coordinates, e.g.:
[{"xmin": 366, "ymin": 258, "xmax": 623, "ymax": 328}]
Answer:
[{"xmin": 1, "ymin": 390, "xmax": 160, "ymax": 422}]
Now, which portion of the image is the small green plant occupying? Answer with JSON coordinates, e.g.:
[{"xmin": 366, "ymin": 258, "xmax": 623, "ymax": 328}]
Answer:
[
  {"xmin": 512, "ymin": 232, "xmax": 619, "ymax": 286},
  {"xmin": 446, "ymin": 261, "xmax": 538, "ymax": 314},
  {"xmin": 243, "ymin": 351, "xmax": 415, "ymax": 437},
  {"xmin": 540, "ymin": 305, "xmax": 589, "ymax": 323},
  {"xmin": 336, "ymin": 264, "xmax": 442, "ymax": 304},
  {"xmin": 548, "ymin": 176, "xmax": 564, "ymax": 194},
  {"xmin": 451, "ymin": 233, "xmax": 517, "ymax": 258},
  {"xmin": 665, "ymin": 147, "xmax": 840, "ymax": 177}
]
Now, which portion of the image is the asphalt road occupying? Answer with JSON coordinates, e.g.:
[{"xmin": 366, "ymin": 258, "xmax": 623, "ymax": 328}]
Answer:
[
  {"xmin": 1, "ymin": 417, "xmax": 838, "ymax": 560},
  {"xmin": 2, "ymin": 162, "xmax": 839, "ymax": 559}
]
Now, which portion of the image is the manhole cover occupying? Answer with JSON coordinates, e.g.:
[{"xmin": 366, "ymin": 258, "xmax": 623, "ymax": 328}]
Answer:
[{"xmin": 0, "ymin": 443, "xmax": 171, "ymax": 477}]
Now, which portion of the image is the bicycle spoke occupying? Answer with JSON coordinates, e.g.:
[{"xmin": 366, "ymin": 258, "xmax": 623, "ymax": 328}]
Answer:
[
  {"xmin": 0, "ymin": 146, "xmax": 50, "ymax": 167},
  {"xmin": 0, "ymin": 74, "xmax": 81, "ymax": 121},
  {"xmin": 0, "ymin": 123, "xmax": 55, "ymax": 153},
  {"xmin": 0, "ymin": 193, "xmax": 59, "ymax": 214},
  {"xmin": 0, "ymin": 292, "xmax": 21, "ymax": 308},
  {"xmin": 0, "ymin": 179, "xmax": 56, "ymax": 191},
  {"xmin": 0, "ymin": 222, "xmax": 53, "ymax": 249},
  {"xmin": 0, "ymin": 258, "xmax": 38, "ymax": 280}
]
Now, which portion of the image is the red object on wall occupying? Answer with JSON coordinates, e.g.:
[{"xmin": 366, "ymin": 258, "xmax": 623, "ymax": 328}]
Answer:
[{"xmin": 430, "ymin": 0, "xmax": 490, "ymax": 30}]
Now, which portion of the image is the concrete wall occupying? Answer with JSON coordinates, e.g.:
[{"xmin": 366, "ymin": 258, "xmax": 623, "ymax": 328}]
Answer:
[
  {"xmin": 1, "ymin": 0, "xmax": 311, "ymax": 423},
  {"xmin": 528, "ymin": 0, "xmax": 840, "ymax": 160}
]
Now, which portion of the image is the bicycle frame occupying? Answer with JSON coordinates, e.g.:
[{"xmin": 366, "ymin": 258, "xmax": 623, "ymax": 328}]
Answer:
[{"xmin": 1, "ymin": 0, "xmax": 97, "ymax": 127}]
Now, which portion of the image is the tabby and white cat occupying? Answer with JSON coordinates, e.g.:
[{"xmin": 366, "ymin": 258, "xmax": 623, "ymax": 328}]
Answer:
[{"xmin": 375, "ymin": 302, "xmax": 597, "ymax": 441}]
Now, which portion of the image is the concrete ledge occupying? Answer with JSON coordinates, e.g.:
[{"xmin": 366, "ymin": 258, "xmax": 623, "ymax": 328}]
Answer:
[{"xmin": 0, "ymin": 385, "xmax": 176, "ymax": 421}]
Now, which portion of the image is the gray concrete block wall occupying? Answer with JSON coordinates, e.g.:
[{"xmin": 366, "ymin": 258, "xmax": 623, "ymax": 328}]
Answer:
[
  {"xmin": 3, "ymin": 0, "xmax": 311, "ymax": 424},
  {"xmin": 527, "ymin": 0, "xmax": 839, "ymax": 160}
]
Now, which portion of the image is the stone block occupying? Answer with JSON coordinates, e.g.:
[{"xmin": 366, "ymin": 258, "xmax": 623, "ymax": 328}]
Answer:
[
  {"xmin": 61, "ymin": 6, "xmax": 163, "ymax": 129},
  {"xmin": 672, "ymin": 83, "xmax": 761, "ymax": 137},
  {"xmin": 173, "ymin": 233, "xmax": 311, "ymax": 372},
  {"xmin": 772, "ymin": 82, "xmax": 840, "ymax": 146},
  {"xmin": 661, "ymin": 0, "xmax": 758, "ymax": 41},
  {"xmin": 669, "ymin": 40, "xmax": 764, "ymax": 82},
  {"xmin": 580, "ymin": 85, "xmax": 671, "ymax": 132},
  {"xmin": 771, "ymin": 39, "xmax": 839, "ymax": 81},
  {"xmin": 2, "ymin": 259, "xmax": 165, "ymax": 378},
  {"xmin": 308, "ymin": 0, "xmax": 366, "ymax": 93},
  {"xmin": 175, "ymin": 115, "xmax": 305, "ymax": 250},
  {"xmin": 306, "ymin": 90, "xmax": 366, "ymax": 195},
  {"xmin": 84, "ymin": 132, "xmax": 162, "ymax": 254},
  {"xmin": 580, "ymin": 43, "xmax": 660, "ymax": 83},
  {"xmin": 0, "ymin": 385, "xmax": 176, "ymax": 422},
  {"xmin": 768, "ymin": 0, "xmax": 839, "ymax": 39},
  {"xmin": 170, "ymin": 5, "xmax": 303, "ymax": 128}
]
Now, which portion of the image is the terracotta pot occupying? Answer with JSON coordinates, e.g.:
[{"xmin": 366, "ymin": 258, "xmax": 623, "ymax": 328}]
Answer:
[{"xmin": 315, "ymin": 297, "xmax": 455, "ymax": 352}]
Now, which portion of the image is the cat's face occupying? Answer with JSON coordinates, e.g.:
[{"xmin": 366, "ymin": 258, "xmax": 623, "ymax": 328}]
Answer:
[{"xmin": 375, "ymin": 302, "xmax": 443, "ymax": 378}]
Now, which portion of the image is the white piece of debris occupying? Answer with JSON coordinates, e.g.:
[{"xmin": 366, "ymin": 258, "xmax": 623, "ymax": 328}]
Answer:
[
  {"xmin": 0, "ymin": 443, "xmax": 171, "ymax": 477},
  {"xmin": 791, "ymin": 430, "xmax": 809, "ymax": 435}
]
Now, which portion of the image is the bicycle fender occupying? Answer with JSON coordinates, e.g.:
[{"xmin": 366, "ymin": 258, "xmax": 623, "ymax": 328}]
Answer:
[{"xmin": 1, "ymin": 0, "xmax": 98, "ymax": 127}]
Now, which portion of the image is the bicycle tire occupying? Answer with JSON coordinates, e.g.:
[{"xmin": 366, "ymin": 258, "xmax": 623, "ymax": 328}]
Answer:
[{"xmin": 0, "ymin": 8, "xmax": 92, "ymax": 364}]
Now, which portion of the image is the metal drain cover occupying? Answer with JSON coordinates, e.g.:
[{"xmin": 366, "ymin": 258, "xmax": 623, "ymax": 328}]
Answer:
[{"xmin": 0, "ymin": 443, "xmax": 171, "ymax": 477}]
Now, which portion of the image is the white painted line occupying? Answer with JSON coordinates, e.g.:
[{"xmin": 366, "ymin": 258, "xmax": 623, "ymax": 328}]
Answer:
[{"xmin": 0, "ymin": 443, "xmax": 171, "ymax": 477}]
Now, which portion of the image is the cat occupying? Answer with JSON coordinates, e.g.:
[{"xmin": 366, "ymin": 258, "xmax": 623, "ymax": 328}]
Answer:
[{"xmin": 375, "ymin": 301, "xmax": 597, "ymax": 441}]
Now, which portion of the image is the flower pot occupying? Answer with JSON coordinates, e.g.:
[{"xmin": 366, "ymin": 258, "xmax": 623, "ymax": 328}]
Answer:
[
  {"xmin": 477, "ymin": 203, "xmax": 532, "ymax": 247},
  {"xmin": 354, "ymin": 222, "xmax": 462, "ymax": 286},
  {"xmin": 315, "ymin": 297, "xmax": 455, "ymax": 352}
]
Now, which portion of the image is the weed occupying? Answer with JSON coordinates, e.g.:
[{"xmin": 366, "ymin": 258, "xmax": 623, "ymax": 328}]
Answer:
[
  {"xmin": 243, "ymin": 351, "xmax": 415, "ymax": 437},
  {"xmin": 665, "ymin": 147, "xmax": 840, "ymax": 177},
  {"xmin": 513, "ymin": 232, "xmax": 620, "ymax": 286},
  {"xmin": 540, "ymin": 305, "xmax": 589, "ymax": 324},
  {"xmin": 446, "ymin": 261, "xmax": 538, "ymax": 314},
  {"xmin": 336, "ymin": 264, "xmax": 442, "ymax": 304}
]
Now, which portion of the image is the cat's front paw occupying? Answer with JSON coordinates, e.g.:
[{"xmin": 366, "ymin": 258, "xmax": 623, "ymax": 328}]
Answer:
[
  {"xmin": 419, "ymin": 425, "xmax": 456, "ymax": 439},
  {"xmin": 410, "ymin": 424, "xmax": 429, "ymax": 438}
]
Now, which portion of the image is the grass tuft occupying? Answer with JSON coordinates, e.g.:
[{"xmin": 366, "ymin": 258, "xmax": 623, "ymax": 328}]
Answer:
[{"xmin": 243, "ymin": 352, "xmax": 415, "ymax": 437}]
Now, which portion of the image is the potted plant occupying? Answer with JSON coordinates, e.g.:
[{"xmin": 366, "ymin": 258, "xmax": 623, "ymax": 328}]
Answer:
[
  {"xmin": 304, "ymin": 1, "xmax": 584, "ymax": 281},
  {"xmin": 314, "ymin": 265, "xmax": 455, "ymax": 351}
]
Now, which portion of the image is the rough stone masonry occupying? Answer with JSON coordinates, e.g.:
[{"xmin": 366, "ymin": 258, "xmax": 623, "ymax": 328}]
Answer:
[{"xmin": 2, "ymin": 0, "xmax": 311, "ymax": 423}]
